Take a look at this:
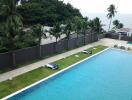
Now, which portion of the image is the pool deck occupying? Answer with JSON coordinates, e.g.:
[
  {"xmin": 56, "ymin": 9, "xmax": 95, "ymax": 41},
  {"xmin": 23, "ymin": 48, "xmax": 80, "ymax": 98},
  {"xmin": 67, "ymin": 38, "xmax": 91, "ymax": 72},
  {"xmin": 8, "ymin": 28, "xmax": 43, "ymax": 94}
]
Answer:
[{"xmin": 0, "ymin": 38, "xmax": 131, "ymax": 82}]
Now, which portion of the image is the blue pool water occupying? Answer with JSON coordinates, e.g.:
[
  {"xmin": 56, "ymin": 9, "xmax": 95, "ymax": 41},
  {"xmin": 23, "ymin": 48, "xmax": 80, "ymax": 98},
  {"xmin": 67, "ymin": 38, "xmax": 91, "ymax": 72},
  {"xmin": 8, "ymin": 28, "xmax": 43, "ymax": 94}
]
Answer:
[{"xmin": 8, "ymin": 49, "xmax": 132, "ymax": 100}]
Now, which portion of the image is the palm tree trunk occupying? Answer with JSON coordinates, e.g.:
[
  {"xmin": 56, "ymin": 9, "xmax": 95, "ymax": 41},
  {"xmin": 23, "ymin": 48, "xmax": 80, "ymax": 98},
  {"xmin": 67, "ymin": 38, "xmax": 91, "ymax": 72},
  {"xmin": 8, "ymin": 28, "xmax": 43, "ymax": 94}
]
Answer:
[
  {"xmin": 38, "ymin": 38, "xmax": 42, "ymax": 58},
  {"xmin": 66, "ymin": 33, "xmax": 70, "ymax": 50},
  {"xmin": 55, "ymin": 38, "xmax": 58, "ymax": 53},
  {"xmin": 83, "ymin": 30, "xmax": 86, "ymax": 45},
  {"xmin": 108, "ymin": 18, "xmax": 112, "ymax": 31},
  {"xmin": 56, "ymin": 38, "xmax": 58, "ymax": 44}
]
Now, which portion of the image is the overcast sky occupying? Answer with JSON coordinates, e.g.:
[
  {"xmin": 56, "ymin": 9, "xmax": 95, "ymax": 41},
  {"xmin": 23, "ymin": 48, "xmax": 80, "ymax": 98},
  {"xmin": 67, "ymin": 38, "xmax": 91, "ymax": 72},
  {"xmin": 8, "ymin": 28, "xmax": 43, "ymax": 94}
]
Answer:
[{"xmin": 62, "ymin": 0, "xmax": 132, "ymax": 15}]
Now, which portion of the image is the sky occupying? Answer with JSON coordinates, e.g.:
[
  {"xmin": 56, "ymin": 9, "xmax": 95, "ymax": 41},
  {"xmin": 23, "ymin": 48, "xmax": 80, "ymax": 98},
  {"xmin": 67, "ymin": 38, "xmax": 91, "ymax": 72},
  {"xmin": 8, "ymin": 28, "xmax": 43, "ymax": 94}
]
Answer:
[
  {"xmin": 62, "ymin": 0, "xmax": 132, "ymax": 29},
  {"xmin": 62, "ymin": 0, "xmax": 132, "ymax": 15}
]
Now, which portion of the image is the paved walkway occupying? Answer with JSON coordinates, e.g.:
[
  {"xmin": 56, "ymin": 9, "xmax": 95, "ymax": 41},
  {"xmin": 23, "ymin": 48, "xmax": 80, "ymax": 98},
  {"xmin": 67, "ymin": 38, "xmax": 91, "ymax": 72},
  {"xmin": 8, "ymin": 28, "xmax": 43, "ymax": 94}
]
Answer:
[{"xmin": 0, "ymin": 38, "xmax": 131, "ymax": 82}]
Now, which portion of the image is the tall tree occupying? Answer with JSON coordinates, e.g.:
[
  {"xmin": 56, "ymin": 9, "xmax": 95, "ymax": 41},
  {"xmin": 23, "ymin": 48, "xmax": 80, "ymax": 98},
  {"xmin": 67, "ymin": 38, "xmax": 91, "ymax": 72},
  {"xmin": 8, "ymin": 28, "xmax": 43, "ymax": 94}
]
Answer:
[
  {"xmin": 49, "ymin": 22, "xmax": 62, "ymax": 43},
  {"xmin": 88, "ymin": 17, "xmax": 103, "ymax": 34},
  {"xmin": 113, "ymin": 20, "xmax": 120, "ymax": 29},
  {"xmin": 107, "ymin": 4, "xmax": 117, "ymax": 31},
  {"xmin": 73, "ymin": 16, "xmax": 83, "ymax": 38},
  {"xmin": 32, "ymin": 24, "xmax": 47, "ymax": 46},
  {"xmin": 118, "ymin": 23, "xmax": 124, "ymax": 29},
  {"xmin": 63, "ymin": 20, "xmax": 73, "ymax": 40},
  {"xmin": 81, "ymin": 17, "xmax": 89, "ymax": 36},
  {"xmin": 18, "ymin": 0, "xmax": 82, "ymax": 26},
  {"xmin": 113, "ymin": 20, "xmax": 124, "ymax": 29},
  {"xmin": 0, "ymin": 0, "xmax": 23, "ymax": 50},
  {"xmin": 32, "ymin": 24, "xmax": 47, "ymax": 57}
]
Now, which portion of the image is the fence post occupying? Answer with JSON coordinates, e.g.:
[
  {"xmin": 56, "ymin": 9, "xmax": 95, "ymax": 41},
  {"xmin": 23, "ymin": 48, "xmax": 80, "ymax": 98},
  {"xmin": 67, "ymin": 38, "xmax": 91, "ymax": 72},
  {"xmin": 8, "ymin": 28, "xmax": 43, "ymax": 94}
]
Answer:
[
  {"xmin": 11, "ymin": 51, "xmax": 16, "ymax": 68},
  {"xmin": 84, "ymin": 35, "xmax": 86, "ymax": 45},
  {"xmin": 67, "ymin": 39, "xmax": 69, "ymax": 50},
  {"xmin": 39, "ymin": 45, "xmax": 42, "ymax": 58},
  {"xmin": 54, "ymin": 42, "xmax": 57, "ymax": 53}
]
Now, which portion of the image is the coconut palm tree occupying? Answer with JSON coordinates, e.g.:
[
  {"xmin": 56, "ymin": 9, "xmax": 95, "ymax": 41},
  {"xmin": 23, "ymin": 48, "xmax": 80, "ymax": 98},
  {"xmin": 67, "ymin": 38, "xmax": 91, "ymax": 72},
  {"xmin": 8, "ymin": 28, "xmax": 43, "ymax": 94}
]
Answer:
[
  {"xmin": 63, "ymin": 20, "xmax": 73, "ymax": 40},
  {"xmin": 32, "ymin": 24, "xmax": 47, "ymax": 46},
  {"xmin": 73, "ymin": 16, "xmax": 83, "ymax": 38},
  {"xmin": 1, "ymin": 0, "xmax": 22, "ymax": 50},
  {"xmin": 93, "ymin": 17, "xmax": 103, "ymax": 34},
  {"xmin": 81, "ymin": 17, "xmax": 89, "ymax": 36},
  {"xmin": 113, "ymin": 20, "xmax": 120, "ymax": 29},
  {"xmin": 32, "ymin": 24, "xmax": 47, "ymax": 58},
  {"xmin": 1, "ymin": 0, "xmax": 22, "ymax": 67},
  {"xmin": 107, "ymin": 4, "xmax": 117, "ymax": 31},
  {"xmin": 88, "ymin": 17, "xmax": 103, "ymax": 34},
  {"xmin": 49, "ymin": 22, "xmax": 62, "ymax": 43},
  {"xmin": 118, "ymin": 23, "xmax": 124, "ymax": 29},
  {"xmin": 113, "ymin": 20, "xmax": 124, "ymax": 29}
]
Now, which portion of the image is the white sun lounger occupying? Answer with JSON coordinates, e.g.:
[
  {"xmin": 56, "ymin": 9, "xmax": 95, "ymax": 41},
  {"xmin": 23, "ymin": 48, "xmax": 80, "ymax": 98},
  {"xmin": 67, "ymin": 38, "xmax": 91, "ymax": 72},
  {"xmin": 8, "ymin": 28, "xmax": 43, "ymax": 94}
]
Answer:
[
  {"xmin": 46, "ymin": 64, "xmax": 58, "ymax": 70},
  {"xmin": 82, "ymin": 50, "xmax": 92, "ymax": 54}
]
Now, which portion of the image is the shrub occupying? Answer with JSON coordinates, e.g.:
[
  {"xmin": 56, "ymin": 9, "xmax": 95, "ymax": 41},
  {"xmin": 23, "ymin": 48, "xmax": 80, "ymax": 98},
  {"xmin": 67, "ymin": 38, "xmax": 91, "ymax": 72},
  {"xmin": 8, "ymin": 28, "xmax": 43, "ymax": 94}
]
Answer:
[
  {"xmin": 114, "ymin": 44, "xmax": 118, "ymax": 48},
  {"xmin": 120, "ymin": 46, "xmax": 126, "ymax": 50}
]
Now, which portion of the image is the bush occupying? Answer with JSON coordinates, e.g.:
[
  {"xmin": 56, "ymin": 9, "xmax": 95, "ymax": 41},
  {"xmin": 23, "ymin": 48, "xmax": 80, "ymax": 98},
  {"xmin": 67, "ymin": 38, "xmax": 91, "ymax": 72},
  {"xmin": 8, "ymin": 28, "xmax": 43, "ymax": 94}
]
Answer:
[
  {"xmin": 120, "ymin": 46, "xmax": 126, "ymax": 50},
  {"xmin": 0, "ymin": 47, "xmax": 8, "ymax": 53},
  {"xmin": 114, "ymin": 44, "xmax": 118, "ymax": 48}
]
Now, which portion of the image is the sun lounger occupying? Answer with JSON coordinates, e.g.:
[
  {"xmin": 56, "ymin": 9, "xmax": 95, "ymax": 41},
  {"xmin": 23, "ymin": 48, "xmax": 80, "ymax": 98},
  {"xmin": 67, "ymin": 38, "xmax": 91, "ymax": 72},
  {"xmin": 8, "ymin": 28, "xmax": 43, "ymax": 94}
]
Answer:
[
  {"xmin": 46, "ymin": 64, "xmax": 58, "ymax": 70},
  {"xmin": 82, "ymin": 50, "xmax": 92, "ymax": 54}
]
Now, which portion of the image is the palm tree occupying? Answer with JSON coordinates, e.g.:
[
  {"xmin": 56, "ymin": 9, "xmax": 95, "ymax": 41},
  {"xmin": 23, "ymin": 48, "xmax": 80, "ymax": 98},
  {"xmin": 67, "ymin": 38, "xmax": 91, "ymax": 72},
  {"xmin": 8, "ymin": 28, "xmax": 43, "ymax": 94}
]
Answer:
[
  {"xmin": 73, "ymin": 16, "xmax": 83, "ymax": 38},
  {"xmin": 93, "ymin": 17, "xmax": 103, "ymax": 34},
  {"xmin": 1, "ymin": 0, "xmax": 22, "ymax": 50},
  {"xmin": 118, "ymin": 23, "xmax": 124, "ymax": 29},
  {"xmin": 107, "ymin": 4, "xmax": 117, "ymax": 31},
  {"xmin": 63, "ymin": 20, "xmax": 73, "ymax": 40},
  {"xmin": 88, "ymin": 17, "xmax": 103, "ymax": 34},
  {"xmin": 32, "ymin": 24, "xmax": 47, "ymax": 58},
  {"xmin": 50, "ymin": 22, "xmax": 62, "ymax": 43},
  {"xmin": 82, "ymin": 17, "xmax": 88, "ymax": 36},
  {"xmin": 113, "ymin": 20, "xmax": 120, "ymax": 29},
  {"xmin": 1, "ymin": 0, "xmax": 22, "ymax": 67},
  {"xmin": 32, "ymin": 24, "xmax": 47, "ymax": 46},
  {"xmin": 113, "ymin": 20, "xmax": 124, "ymax": 29}
]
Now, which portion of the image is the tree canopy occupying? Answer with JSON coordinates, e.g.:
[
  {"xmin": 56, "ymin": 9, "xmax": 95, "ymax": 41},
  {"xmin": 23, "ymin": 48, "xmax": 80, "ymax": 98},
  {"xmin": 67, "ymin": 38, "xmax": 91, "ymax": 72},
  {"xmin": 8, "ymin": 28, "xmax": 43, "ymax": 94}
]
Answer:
[
  {"xmin": 113, "ymin": 20, "xmax": 124, "ymax": 29},
  {"xmin": 18, "ymin": 0, "xmax": 82, "ymax": 26}
]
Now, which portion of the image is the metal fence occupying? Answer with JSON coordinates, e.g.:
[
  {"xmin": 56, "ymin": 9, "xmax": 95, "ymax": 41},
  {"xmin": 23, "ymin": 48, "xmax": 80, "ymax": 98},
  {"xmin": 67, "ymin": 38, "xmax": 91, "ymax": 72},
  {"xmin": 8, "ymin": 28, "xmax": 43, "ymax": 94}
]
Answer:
[{"xmin": 0, "ymin": 34, "xmax": 99, "ymax": 69}]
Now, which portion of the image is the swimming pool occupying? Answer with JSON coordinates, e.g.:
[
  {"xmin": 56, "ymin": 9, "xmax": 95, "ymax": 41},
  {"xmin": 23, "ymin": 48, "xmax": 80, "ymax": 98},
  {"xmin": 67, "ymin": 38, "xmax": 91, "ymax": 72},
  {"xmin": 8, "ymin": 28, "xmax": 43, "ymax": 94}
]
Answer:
[
  {"xmin": 4, "ymin": 48, "xmax": 132, "ymax": 100},
  {"xmin": 128, "ymin": 41, "xmax": 132, "ymax": 44}
]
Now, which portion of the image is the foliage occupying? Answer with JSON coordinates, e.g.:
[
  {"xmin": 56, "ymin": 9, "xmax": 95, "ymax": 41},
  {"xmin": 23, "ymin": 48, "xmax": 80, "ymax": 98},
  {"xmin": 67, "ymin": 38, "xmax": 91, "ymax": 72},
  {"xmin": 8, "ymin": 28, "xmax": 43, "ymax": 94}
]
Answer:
[
  {"xmin": 88, "ymin": 17, "xmax": 103, "ymax": 34},
  {"xmin": 81, "ymin": 17, "xmax": 89, "ymax": 35},
  {"xmin": 0, "ymin": 0, "xmax": 23, "ymax": 51},
  {"xmin": 0, "ymin": 0, "xmax": 82, "ymax": 53},
  {"xmin": 0, "ymin": 0, "xmax": 105, "ymax": 54},
  {"xmin": 118, "ymin": 23, "xmax": 124, "ymax": 29},
  {"xmin": 17, "ymin": 0, "xmax": 82, "ymax": 26},
  {"xmin": 49, "ymin": 22, "xmax": 62, "ymax": 43},
  {"xmin": 63, "ymin": 20, "xmax": 74, "ymax": 39},
  {"xmin": 73, "ymin": 16, "xmax": 84, "ymax": 37},
  {"xmin": 113, "ymin": 20, "xmax": 124, "ymax": 29},
  {"xmin": 32, "ymin": 24, "xmax": 47, "ymax": 45}
]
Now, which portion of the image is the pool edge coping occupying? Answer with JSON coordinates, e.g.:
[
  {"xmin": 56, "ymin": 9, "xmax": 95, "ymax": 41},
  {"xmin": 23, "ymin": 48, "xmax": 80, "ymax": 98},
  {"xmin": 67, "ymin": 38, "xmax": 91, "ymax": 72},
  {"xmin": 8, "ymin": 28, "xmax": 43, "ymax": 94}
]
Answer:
[
  {"xmin": 111, "ymin": 48, "xmax": 132, "ymax": 53},
  {"xmin": 1, "ymin": 47, "xmax": 110, "ymax": 100}
]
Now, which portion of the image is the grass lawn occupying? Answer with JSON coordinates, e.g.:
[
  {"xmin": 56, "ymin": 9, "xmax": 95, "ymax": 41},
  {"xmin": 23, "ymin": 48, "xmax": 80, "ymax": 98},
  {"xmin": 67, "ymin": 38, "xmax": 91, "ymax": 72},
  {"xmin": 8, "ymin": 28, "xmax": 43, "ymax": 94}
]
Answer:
[{"xmin": 0, "ymin": 45, "xmax": 107, "ymax": 99}]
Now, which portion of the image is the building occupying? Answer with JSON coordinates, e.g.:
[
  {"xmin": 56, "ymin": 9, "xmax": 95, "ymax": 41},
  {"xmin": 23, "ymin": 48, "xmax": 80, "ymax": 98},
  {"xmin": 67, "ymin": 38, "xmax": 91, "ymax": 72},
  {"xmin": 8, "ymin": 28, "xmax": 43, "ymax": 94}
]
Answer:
[{"xmin": 115, "ymin": 28, "xmax": 132, "ymax": 37}]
